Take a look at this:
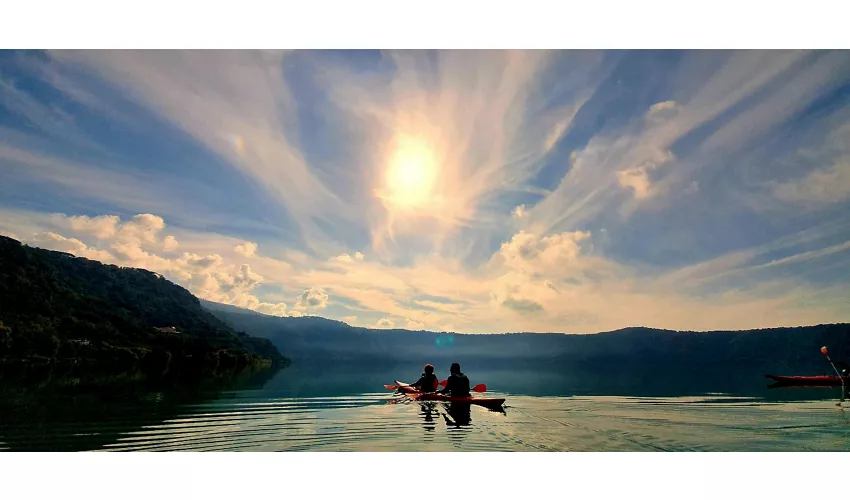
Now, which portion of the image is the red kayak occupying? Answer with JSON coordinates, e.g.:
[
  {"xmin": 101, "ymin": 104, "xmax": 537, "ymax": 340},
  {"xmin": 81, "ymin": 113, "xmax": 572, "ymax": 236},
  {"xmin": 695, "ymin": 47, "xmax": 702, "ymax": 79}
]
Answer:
[
  {"xmin": 392, "ymin": 380, "xmax": 506, "ymax": 409},
  {"xmin": 765, "ymin": 374, "xmax": 850, "ymax": 387}
]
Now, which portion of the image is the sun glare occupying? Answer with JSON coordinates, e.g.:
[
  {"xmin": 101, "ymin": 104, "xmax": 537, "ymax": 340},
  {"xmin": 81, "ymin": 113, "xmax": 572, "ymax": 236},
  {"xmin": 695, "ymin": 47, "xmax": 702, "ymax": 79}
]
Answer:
[{"xmin": 383, "ymin": 137, "xmax": 438, "ymax": 210}]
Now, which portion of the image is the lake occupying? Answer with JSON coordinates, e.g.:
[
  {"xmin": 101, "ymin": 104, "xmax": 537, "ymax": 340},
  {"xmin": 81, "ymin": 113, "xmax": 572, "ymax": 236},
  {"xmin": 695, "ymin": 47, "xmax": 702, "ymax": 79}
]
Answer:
[{"xmin": 3, "ymin": 362, "xmax": 850, "ymax": 452}]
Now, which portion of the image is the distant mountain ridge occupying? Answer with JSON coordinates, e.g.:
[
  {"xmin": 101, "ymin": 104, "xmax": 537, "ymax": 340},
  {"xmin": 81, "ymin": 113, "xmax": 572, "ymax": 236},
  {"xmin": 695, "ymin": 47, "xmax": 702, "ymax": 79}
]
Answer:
[
  {"xmin": 0, "ymin": 235, "xmax": 288, "ymax": 375},
  {"xmin": 200, "ymin": 299, "xmax": 850, "ymax": 376}
]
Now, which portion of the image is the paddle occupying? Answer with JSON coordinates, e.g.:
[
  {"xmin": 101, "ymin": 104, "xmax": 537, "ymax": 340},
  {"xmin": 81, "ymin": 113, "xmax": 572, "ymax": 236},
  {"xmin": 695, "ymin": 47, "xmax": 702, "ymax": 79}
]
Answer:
[
  {"xmin": 821, "ymin": 346, "xmax": 846, "ymax": 405},
  {"xmin": 386, "ymin": 380, "xmax": 487, "ymax": 393}
]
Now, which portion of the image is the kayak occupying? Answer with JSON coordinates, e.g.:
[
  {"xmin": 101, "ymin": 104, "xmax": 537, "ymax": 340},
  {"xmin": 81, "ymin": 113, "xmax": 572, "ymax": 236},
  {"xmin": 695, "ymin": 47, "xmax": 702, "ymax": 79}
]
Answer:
[
  {"xmin": 765, "ymin": 374, "xmax": 850, "ymax": 387},
  {"xmin": 392, "ymin": 380, "xmax": 506, "ymax": 409}
]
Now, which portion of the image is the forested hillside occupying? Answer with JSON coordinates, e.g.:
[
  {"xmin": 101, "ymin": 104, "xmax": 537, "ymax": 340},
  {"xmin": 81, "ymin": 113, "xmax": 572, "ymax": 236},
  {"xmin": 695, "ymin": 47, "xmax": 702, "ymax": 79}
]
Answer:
[{"xmin": 0, "ymin": 236, "xmax": 288, "ymax": 375}]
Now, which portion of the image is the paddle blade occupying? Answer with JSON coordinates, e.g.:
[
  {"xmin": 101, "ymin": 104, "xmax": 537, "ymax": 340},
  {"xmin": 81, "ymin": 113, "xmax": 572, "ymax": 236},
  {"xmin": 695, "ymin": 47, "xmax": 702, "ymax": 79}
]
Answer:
[
  {"xmin": 472, "ymin": 384, "xmax": 487, "ymax": 393},
  {"xmin": 384, "ymin": 384, "xmax": 399, "ymax": 390},
  {"xmin": 822, "ymin": 346, "xmax": 830, "ymax": 355},
  {"xmin": 439, "ymin": 380, "xmax": 447, "ymax": 386}
]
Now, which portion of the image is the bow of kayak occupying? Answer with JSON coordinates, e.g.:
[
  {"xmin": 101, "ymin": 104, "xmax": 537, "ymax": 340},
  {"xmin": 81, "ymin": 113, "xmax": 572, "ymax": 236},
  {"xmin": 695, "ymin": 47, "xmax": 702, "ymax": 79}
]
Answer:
[{"xmin": 391, "ymin": 380, "xmax": 506, "ymax": 409}]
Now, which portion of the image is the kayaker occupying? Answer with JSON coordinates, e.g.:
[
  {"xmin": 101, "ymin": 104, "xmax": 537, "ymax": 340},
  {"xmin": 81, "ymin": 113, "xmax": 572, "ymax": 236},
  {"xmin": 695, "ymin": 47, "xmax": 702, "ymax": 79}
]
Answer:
[
  {"xmin": 410, "ymin": 364, "xmax": 439, "ymax": 392},
  {"xmin": 439, "ymin": 362, "xmax": 471, "ymax": 397}
]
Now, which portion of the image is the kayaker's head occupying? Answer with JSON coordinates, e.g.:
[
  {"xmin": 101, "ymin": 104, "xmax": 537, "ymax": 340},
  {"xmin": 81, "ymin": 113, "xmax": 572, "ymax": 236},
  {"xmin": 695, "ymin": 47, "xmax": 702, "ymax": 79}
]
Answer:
[
  {"xmin": 424, "ymin": 364, "xmax": 434, "ymax": 375},
  {"xmin": 450, "ymin": 362, "xmax": 461, "ymax": 375}
]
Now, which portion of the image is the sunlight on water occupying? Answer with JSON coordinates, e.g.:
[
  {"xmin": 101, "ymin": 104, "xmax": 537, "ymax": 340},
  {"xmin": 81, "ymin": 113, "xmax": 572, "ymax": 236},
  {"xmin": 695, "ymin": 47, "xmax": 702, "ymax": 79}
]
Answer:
[
  {"xmin": 5, "ymin": 364, "xmax": 850, "ymax": 452},
  {"xmin": 4, "ymin": 390, "xmax": 848, "ymax": 452}
]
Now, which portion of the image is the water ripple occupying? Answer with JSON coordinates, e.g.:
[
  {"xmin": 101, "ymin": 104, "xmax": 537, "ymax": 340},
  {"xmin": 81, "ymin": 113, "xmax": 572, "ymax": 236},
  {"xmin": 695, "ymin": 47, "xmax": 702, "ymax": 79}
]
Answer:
[{"xmin": 5, "ymin": 391, "xmax": 850, "ymax": 451}]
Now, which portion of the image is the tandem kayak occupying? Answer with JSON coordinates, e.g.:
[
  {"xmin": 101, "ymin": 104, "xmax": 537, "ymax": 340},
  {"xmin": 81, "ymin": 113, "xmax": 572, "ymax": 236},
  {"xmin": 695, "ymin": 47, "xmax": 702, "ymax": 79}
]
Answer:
[
  {"xmin": 392, "ymin": 380, "xmax": 506, "ymax": 409},
  {"xmin": 765, "ymin": 374, "xmax": 850, "ymax": 387}
]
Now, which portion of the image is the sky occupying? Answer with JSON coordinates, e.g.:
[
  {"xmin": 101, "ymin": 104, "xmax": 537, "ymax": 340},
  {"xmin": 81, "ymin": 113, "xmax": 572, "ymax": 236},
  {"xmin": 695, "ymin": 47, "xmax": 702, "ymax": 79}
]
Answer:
[{"xmin": 1, "ymin": 49, "xmax": 849, "ymax": 334}]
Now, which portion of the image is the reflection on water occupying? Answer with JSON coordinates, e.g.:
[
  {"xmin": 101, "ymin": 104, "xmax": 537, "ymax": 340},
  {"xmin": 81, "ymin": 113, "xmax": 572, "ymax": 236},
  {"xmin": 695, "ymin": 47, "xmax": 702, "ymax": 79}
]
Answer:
[
  {"xmin": 3, "ymin": 362, "xmax": 850, "ymax": 451},
  {"xmin": 444, "ymin": 403, "xmax": 473, "ymax": 427}
]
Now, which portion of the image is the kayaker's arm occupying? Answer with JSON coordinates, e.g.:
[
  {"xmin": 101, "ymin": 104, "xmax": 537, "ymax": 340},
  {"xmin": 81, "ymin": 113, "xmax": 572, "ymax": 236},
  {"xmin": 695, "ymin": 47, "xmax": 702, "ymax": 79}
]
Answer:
[{"xmin": 438, "ymin": 377, "xmax": 452, "ymax": 394}]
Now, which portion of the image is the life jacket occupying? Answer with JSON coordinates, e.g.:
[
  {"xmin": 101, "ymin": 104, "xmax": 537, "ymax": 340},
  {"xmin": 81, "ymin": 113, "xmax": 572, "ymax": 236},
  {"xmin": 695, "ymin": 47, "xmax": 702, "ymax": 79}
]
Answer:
[
  {"xmin": 420, "ymin": 372, "xmax": 438, "ymax": 392},
  {"xmin": 446, "ymin": 373, "xmax": 470, "ymax": 396}
]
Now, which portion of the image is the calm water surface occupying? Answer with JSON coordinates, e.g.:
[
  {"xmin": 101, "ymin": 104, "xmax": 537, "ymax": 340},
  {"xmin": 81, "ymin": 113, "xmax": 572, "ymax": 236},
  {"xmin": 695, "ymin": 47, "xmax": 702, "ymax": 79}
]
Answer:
[{"xmin": 3, "ymin": 364, "xmax": 850, "ymax": 452}]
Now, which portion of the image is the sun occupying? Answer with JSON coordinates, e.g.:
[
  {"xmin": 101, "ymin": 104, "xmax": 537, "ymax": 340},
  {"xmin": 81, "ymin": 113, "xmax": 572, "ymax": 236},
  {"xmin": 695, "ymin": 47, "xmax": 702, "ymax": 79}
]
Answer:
[{"xmin": 383, "ymin": 136, "xmax": 438, "ymax": 210}]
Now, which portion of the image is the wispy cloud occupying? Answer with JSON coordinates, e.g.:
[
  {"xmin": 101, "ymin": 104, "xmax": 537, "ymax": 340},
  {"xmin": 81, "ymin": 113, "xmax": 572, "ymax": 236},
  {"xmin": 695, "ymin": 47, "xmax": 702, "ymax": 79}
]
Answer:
[{"xmin": 1, "ymin": 50, "xmax": 849, "ymax": 333}]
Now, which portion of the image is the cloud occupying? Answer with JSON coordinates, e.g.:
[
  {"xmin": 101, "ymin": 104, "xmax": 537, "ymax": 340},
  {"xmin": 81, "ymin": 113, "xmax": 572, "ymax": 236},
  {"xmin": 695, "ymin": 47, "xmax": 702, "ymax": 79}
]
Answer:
[
  {"xmin": 163, "ymin": 235, "xmax": 180, "ymax": 252},
  {"xmin": 49, "ymin": 50, "xmax": 353, "ymax": 254},
  {"xmin": 646, "ymin": 100, "xmax": 679, "ymax": 125},
  {"xmin": 774, "ymin": 158, "xmax": 850, "ymax": 205},
  {"xmin": 3, "ymin": 51, "xmax": 850, "ymax": 334},
  {"xmin": 234, "ymin": 242, "xmax": 258, "ymax": 257},
  {"xmin": 376, "ymin": 318, "xmax": 394, "ymax": 329},
  {"xmin": 5, "ymin": 207, "xmax": 849, "ymax": 333},
  {"xmin": 648, "ymin": 100, "xmax": 678, "ymax": 114},
  {"xmin": 511, "ymin": 205, "xmax": 527, "ymax": 219},
  {"xmin": 255, "ymin": 302, "xmax": 288, "ymax": 316},
  {"xmin": 67, "ymin": 214, "xmax": 120, "ymax": 239},
  {"xmin": 296, "ymin": 286, "xmax": 329, "ymax": 310},
  {"xmin": 406, "ymin": 320, "xmax": 425, "ymax": 330},
  {"xmin": 12, "ymin": 212, "xmax": 292, "ymax": 317},
  {"xmin": 498, "ymin": 230, "xmax": 591, "ymax": 274},
  {"xmin": 502, "ymin": 297, "xmax": 544, "ymax": 315},
  {"xmin": 617, "ymin": 167, "xmax": 653, "ymax": 199},
  {"xmin": 30, "ymin": 232, "xmax": 114, "ymax": 263},
  {"xmin": 342, "ymin": 315, "xmax": 357, "ymax": 325}
]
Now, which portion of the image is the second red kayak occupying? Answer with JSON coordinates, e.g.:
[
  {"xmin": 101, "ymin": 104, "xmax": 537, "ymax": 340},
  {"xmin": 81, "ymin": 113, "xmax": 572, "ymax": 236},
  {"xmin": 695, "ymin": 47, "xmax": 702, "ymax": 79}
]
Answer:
[
  {"xmin": 393, "ymin": 380, "xmax": 506, "ymax": 409},
  {"xmin": 765, "ymin": 374, "xmax": 850, "ymax": 387}
]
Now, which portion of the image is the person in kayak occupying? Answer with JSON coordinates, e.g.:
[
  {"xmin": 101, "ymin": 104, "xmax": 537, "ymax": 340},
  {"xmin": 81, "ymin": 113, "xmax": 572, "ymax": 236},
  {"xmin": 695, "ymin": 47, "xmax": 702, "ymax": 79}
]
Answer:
[
  {"xmin": 439, "ymin": 362, "xmax": 471, "ymax": 397},
  {"xmin": 410, "ymin": 364, "xmax": 439, "ymax": 392}
]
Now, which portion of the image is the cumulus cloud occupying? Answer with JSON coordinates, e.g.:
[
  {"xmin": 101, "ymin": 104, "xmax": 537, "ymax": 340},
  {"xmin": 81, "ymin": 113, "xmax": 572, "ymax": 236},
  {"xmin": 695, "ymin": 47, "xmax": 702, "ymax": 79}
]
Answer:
[
  {"xmin": 406, "ymin": 319, "xmax": 425, "ymax": 330},
  {"xmin": 234, "ymin": 241, "xmax": 258, "ymax": 257},
  {"xmin": 333, "ymin": 254, "xmax": 354, "ymax": 264},
  {"xmin": 21, "ymin": 213, "xmax": 295, "ymax": 317},
  {"xmin": 616, "ymin": 150, "xmax": 676, "ymax": 200},
  {"xmin": 163, "ymin": 235, "xmax": 179, "ymax": 252},
  {"xmin": 5, "ymin": 50, "xmax": 850, "ymax": 335},
  {"xmin": 254, "ymin": 302, "xmax": 288, "ymax": 316},
  {"xmin": 67, "ymin": 214, "xmax": 120, "ymax": 239},
  {"xmin": 489, "ymin": 272, "xmax": 557, "ymax": 317},
  {"xmin": 296, "ymin": 286, "xmax": 329, "ymax": 310},
  {"xmin": 498, "ymin": 230, "xmax": 591, "ymax": 273},
  {"xmin": 376, "ymin": 318, "xmax": 394, "ymax": 329},
  {"xmin": 617, "ymin": 167, "xmax": 652, "ymax": 199},
  {"xmin": 117, "ymin": 214, "xmax": 166, "ymax": 245},
  {"xmin": 13, "ymin": 207, "xmax": 849, "ymax": 333},
  {"xmin": 63, "ymin": 213, "xmax": 170, "ymax": 251},
  {"xmin": 30, "ymin": 231, "xmax": 114, "ymax": 262},
  {"xmin": 333, "ymin": 252, "xmax": 365, "ymax": 264}
]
